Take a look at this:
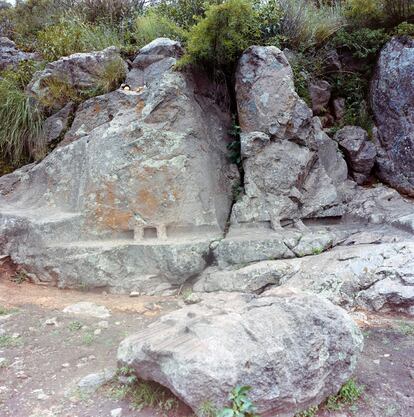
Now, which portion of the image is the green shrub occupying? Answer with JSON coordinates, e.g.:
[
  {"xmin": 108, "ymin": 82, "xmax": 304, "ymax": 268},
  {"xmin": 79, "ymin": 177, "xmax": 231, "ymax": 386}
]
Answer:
[
  {"xmin": 36, "ymin": 17, "xmax": 128, "ymax": 61},
  {"xmin": 179, "ymin": 0, "xmax": 260, "ymax": 72},
  {"xmin": 394, "ymin": 20, "xmax": 414, "ymax": 35},
  {"xmin": 344, "ymin": 0, "xmax": 383, "ymax": 26},
  {"xmin": 0, "ymin": 61, "xmax": 45, "ymax": 166},
  {"xmin": 133, "ymin": 9, "xmax": 187, "ymax": 49},
  {"xmin": 325, "ymin": 379, "xmax": 364, "ymax": 411},
  {"xmin": 254, "ymin": 0, "xmax": 284, "ymax": 46},
  {"xmin": 332, "ymin": 28, "xmax": 390, "ymax": 59}
]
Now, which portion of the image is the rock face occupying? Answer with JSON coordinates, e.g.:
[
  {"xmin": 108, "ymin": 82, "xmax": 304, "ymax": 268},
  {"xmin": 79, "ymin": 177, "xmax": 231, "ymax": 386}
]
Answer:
[
  {"xmin": 118, "ymin": 289, "xmax": 363, "ymax": 417},
  {"xmin": 0, "ymin": 40, "xmax": 237, "ymax": 293},
  {"xmin": 232, "ymin": 46, "xmax": 352, "ymax": 229},
  {"xmin": 334, "ymin": 126, "xmax": 376, "ymax": 184},
  {"xmin": 309, "ymin": 79, "xmax": 331, "ymax": 115},
  {"xmin": 371, "ymin": 36, "xmax": 414, "ymax": 196},
  {"xmin": 0, "ymin": 37, "xmax": 37, "ymax": 71},
  {"xmin": 27, "ymin": 47, "xmax": 127, "ymax": 113}
]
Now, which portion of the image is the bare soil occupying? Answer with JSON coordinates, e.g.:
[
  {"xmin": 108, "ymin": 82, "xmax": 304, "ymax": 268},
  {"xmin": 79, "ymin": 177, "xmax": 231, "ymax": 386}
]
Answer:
[{"xmin": 0, "ymin": 278, "xmax": 413, "ymax": 417}]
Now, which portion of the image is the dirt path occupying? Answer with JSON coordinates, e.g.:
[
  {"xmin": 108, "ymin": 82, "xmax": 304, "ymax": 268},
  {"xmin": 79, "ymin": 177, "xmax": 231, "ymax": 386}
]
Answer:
[{"xmin": 0, "ymin": 278, "xmax": 413, "ymax": 417}]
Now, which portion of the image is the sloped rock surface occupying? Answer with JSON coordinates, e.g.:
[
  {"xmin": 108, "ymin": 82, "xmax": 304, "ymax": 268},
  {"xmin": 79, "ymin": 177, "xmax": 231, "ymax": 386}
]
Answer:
[
  {"xmin": 232, "ymin": 46, "xmax": 352, "ymax": 229},
  {"xmin": 0, "ymin": 37, "xmax": 37, "ymax": 71},
  {"xmin": 27, "ymin": 46, "xmax": 127, "ymax": 113},
  {"xmin": 0, "ymin": 40, "xmax": 237, "ymax": 293},
  {"xmin": 118, "ymin": 289, "xmax": 363, "ymax": 417},
  {"xmin": 371, "ymin": 36, "xmax": 414, "ymax": 196}
]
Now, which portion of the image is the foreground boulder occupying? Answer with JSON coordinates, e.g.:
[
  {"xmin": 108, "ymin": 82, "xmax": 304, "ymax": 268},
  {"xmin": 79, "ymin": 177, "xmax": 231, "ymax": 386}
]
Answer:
[
  {"xmin": 371, "ymin": 36, "xmax": 414, "ymax": 196},
  {"xmin": 232, "ymin": 46, "xmax": 352, "ymax": 230},
  {"xmin": 0, "ymin": 40, "xmax": 237, "ymax": 293},
  {"xmin": 0, "ymin": 37, "xmax": 37, "ymax": 71},
  {"xmin": 118, "ymin": 289, "xmax": 363, "ymax": 417},
  {"xmin": 27, "ymin": 46, "xmax": 127, "ymax": 113}
]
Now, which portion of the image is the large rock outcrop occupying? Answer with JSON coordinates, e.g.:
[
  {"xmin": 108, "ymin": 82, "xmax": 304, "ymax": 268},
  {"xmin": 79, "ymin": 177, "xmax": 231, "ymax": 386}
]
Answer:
[
  {"xmin": 231, "ymin": 46, "xmax": 352, "ymax": 230},
  {"xmin": 0, "ymin": 37, "xmax": 37, "ymax": 71},
  {"xmin": 27, "ymin": 46, "xmax": 127, "ymax": 113},
  {"xmin": 0, "ymin": 40, "xmax": 237, "ymax": 293},
  {"xmin": 118, "ymin": 289, "xmax": 363, "ymax": 417},
  {"xmin": 371, "ymin": 36, "xmax": 414, "ymax": 196}
]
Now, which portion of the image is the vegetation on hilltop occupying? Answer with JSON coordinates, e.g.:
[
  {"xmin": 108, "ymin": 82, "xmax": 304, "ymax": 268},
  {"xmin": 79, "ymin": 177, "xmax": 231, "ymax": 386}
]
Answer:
[{"xmin": 0, "ymin": 0, "xmax": 413, "ymax": 172}]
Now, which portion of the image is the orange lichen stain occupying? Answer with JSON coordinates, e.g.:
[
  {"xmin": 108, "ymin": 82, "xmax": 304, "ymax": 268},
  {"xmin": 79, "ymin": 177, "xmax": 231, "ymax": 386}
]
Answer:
[
  {"xmin": 136, "ymin": 99, "xmax": 145, "ymax": 114},
  {"xmin": 93, "ymin": 103, "xmax": 101, "ymax": 114},
  {"xmin": 92, "ymin": 182, "xmax": 132, "ymax": 231},
  {"xmin": 136, "ymin": 189, "xmax": 160, "ymax": 216}
]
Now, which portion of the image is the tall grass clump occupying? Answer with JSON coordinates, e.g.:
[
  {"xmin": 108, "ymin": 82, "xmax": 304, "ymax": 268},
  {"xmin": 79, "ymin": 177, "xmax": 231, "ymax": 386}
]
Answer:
[
  {"xmin": 133, "ymin": 9, "xmax": 187, "ymax": 49},
  {"xmin": 0, "ymin": 62, "xmax": 45, "ymax": 166},
  {"xmin": 278, "ymin": 0, "xmax": 345, "ymax": 50},
  {"xmin": 36, "ymin": 16, "xmax": 128, "ymax": 61}
]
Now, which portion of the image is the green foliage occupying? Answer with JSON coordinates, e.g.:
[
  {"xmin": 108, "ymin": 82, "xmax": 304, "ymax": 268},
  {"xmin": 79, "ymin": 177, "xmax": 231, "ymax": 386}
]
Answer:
[
  {"xmin": 133, "ymin": 9, "xmax": 187, "ymax": 49},
  {"xmin": 344, "ymin": 0, "xmax": 383, "ymax": 26},
  {"xmin": 325, "ymin": 379, "xmax": 364, "ymax": 411},
  {"xmin": 217, "ymin": 386, "xmax": 259, "ymax": 417},
  {"xmin": 68, "ymin": 320, "xmax": 83, "ymax": 331},
  {"xmin": 0, "ymin": 305, "xmax": 17, "ymax": 315},
  {"xmin": 0, "ymin": 62, "xmax": 44, "ymax": 166},
  {"xmin": 295, "ymin": 405, "xmax": 318, "ymax": 417},
  {"xmin": 332, "ymin": 28, "xmax": 390, "ymax": 59},
  {"xmin": 36, "ymin": 17, "xmax": 128, "ymax": 61},
  {"xmin": 179, "ymin": 0, "xmax": 260, "ymax": 72},
  {"xmin": 254, "ymin": 0, "xmax": 283, "ymax": 46},
  {"xmin": 0, "ymin": 335, "xmax": 23, "ymax": 347},
  {"xmin": 198, "ymin": 400, "xmax": 218, "ymax": 417},
  {"xmin": 394, "ymin": 21, "xmax": 414, "ymax": 35}
]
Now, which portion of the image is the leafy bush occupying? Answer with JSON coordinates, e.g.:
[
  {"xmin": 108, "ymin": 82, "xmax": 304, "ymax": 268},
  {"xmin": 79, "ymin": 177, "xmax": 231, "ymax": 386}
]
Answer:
[
  {"xmin": 179, "ymin": 0, "xmax": 260, "ymax": 72},
  {"xmin": 0, "ymin": 62, "xmax": 45, "ymax": 166},
  {"xmin": 36, "ymin": 17, "xmax": 128, "ymax": 61},
  {"xmin": 217, "ymin": 386, "xmax": 259, "ymax": 417},
  {"xmin": 325, "ymin": 379, "xmax": 364, "ymax": 411},
  {"xmin": 344, "ymin": 0, "xmax": 383, "ymax": 26},
  {"xmin": 394, "ymin": 20, "xmax": 414, "ymax": 35},
  {"xmin": 332, "ymin": 28, "xmax": 390, "ymax": 59},
  {"xmin": 133, "ymin": 9, "xmax": 187, "ymax": 49}
]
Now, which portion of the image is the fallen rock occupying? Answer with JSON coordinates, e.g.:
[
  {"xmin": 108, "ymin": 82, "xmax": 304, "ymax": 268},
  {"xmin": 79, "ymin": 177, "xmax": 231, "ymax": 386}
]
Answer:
[
  {"xmin": 118, "ymin": 289, "xmax": 363, "ymax": 417},
  {"xmin": 41, "ymin": 102, "xmax": 76, "ymax": 144},
  {"xmin": 371, "ymin": 36, "xmax": 414, "ymax": 196},
  {"xmin": 27, "ymin": 47, "xmax": 127, "ymax": 113},
  {"xmin": 334, "ymin": 126, "xmax": 376, "ymax": 184},
  {"xmin": 63, "ymin": 302, "xmax": 111, "ymax": 319},
  {"xmin": 0, "ymin": 37, "xmax": 37, "ymax": 71},
  {"xmin": 77, "ymin": 368, "xmax": 116, "ymax": 392}
]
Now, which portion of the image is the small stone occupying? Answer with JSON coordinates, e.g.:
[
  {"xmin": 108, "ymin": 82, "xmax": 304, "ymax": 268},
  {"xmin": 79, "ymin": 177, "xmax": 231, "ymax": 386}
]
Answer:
[
  {"xmin": 115, "ymin": 321, "xmax": 121, "ymax": 326},
  {"xmin": 77, "ymin": 368, "xmax": 116, "ymax": 392},
  {"xmin": 37, "ymin": 391, "xmax": 49, "ymax": 401},
  {"xmin": 94, "ymin": 328, "xmax": 102, "ymax": 336},
  {"xmin": 373, "ymin": 359, "xmax": 380, "ymax": 365},
  {"xmin": 384, "ymin": 354, "xmax": 390, "ymax": 358},
  {"xmin": 44, "ymin": 317, "xmax": 59, "ymax": 326},
  {"xmin": 0, "ymin": 358, "xmax": 6, "ymax": 366},
  {"xmin": 16, "ymin": 371, "xmax": 28, "ymax": 379},
  {"xmin": 63, "ymin": 302, "xmax": 111, "ymax": 319},
  {"xmin": 11, "ymin": 333, "xmax": 20, "ymax": 339},
  {"xmin": 111, "ymin": 408, "xmax": 123, "ymax": 417},
  {"xmin": 97, "ymin": 321, "xmax": 109, "ymax": 329},
  {"xmin": 129, "ymin": 291, "xmax": 140, "ymax": 297},
  {"xmin": 62, "ymin": 363, "xmax": 70, "ymax": 368}
]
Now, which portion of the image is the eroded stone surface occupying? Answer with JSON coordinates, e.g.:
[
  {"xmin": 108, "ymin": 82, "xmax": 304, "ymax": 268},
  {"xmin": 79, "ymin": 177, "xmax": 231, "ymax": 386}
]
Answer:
[
  {"xmin": 371, "ymin": 36, "xmax": 414, "ymax": 196},
  {"xmin": 0, "ymin": 37, "xmax": 37, "ymax": 71},
  {"xmin": 118, "ymin": 289, "xmax": 363, "ymax": 417}
]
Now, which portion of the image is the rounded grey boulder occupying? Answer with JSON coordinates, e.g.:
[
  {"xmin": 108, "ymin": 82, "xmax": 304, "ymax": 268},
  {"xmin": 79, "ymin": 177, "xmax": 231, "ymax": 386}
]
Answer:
[{"xmin": 118, "ymin": 289, "xmax": 363, "ymax": 417}]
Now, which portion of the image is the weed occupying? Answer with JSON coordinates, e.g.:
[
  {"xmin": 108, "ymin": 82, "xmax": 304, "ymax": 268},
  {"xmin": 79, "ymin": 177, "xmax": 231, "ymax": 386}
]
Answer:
[
  {"xmin": 198, "ymin": 400, "xmax": 217, "ymax": 417},
  {"xmin": 0, "ymin": 335, "xmax": 23, "ymax": 348},
  {"xmin": 0, "ymin": 306, "xmax": 17, "ymax": 316},
  {"xmin": 325, "ymin": 379, "xmax": 364, "ymax": 411},
  {"xmin": 68, "ymin": 321, "xmax": 83, "ymax": 331},
  {"xmin": 398, "ymin": 321, "xmax": 414, "ymax": 336},
  {"xmin": 82, "ymin": 332, "xmax": 95, "ymax": 346},
  {"xmin": 311, "ymin": 247, "xmax": 323, "ymax": 255},
  {"xmin": 295, "ymin": 405, "xmax": 318, "ymax": 417},
  {"xmin": 11, "ymin": 271, "xmax": 29, "ymax": 284},
  {"xmin": 217, "ymin": 385, "xmax": 259, "ymax": 417}
]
